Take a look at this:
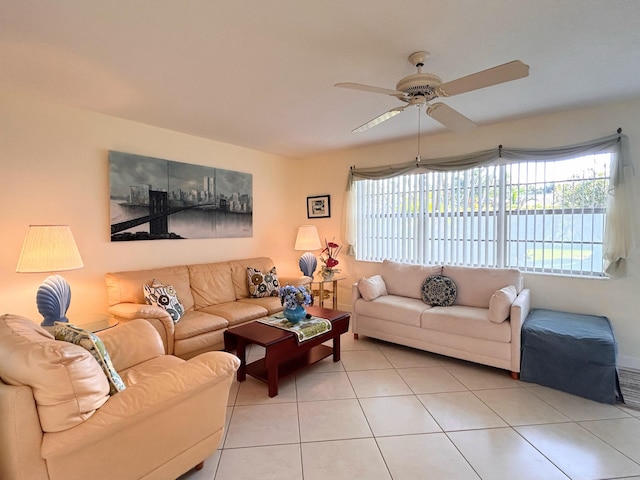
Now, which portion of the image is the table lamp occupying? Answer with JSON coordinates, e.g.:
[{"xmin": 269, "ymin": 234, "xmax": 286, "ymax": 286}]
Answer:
[
  {"xmin": 16, "ymin": 225, "xmax": 84, "ymax": 327},
  {"xmin": 294, "ymin": 225, "xmax": 321, "ymax": 277}
]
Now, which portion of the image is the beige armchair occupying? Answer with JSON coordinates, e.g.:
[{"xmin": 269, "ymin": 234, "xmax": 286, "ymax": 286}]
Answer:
[{"xmin": 0, "ymin": 314, "xmax": 239, "ymax": 480}]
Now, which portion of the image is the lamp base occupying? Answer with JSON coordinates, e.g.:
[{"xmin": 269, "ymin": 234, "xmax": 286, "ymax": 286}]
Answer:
[
  {"xmin": 299, "ymin": 252, "xmax": 317, "ymax": 277},
  {"xmin": 36, "ymin": 274, "xmax": 72, "ymax": 327}
]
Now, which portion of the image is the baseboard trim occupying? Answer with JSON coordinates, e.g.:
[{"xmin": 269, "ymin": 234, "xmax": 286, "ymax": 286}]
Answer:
[{"xmin": 618, "ymin": 355, "xmax": 640, "ymax": 370}]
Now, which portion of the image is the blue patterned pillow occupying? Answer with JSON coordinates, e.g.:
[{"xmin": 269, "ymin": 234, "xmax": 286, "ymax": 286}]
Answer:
[
  {"xmin": 421, "ymin": 275, "xmax": 457, "ymax": 306},
  {"xmin": 247, "ymin": 266, "xmax": 280, "ymax": 298},
  {"xmin": 143, "ymin": 279, "xmax": 184, "ymax": 323},
  {"xmin": 54, "ymin": 322, "xmax": 126, "ymax": 395}
]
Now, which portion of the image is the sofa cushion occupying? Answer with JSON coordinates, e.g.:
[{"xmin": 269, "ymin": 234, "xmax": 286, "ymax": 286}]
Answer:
[
  {"xmin": 230, "ymin": 257, "xmax": 278, "ymax": 299},
  {"xmin": 380, "ymin": 260, "xmax": 443, "ymax": 300},
  {"xmin": 173, "ymin": 311, "xmax": 228, "ymax": 341},
  {"xmin": 421, "ymin": 306, "xmax": 511, "ymax": 343},
  {"xmin": 187, "ymin": 262, "xmax": 236, "ymax": 309},
  {"xmin": 358, "ymin": 275, "xmax": 388, "ymax": 301},
  {"xmin": 117, "ymin": 354, "xmax": 184, "ymax": 386},
  {"xmin": 143, "ymin": 279, "xmax": 185, "ymax": 322},
  {"xmin": 247, "ymin": 266, "xmax": 280, "ymax": 298},
  {"xmin": 488, "ymin": 285, "xmax": 518, "ymax": 323},
  {"xmin": 442, "ymin": 265, "xmax": 523, "ymax": 308},
  {"xmin": 0, "ymin": 314, "xmax": 109, "ymax": 433},
  {"xmin": 97, "ymin": 319, "xmax": 165, "ymax": 372},
  {"xmin": 421, "ymin": 275, "xmax": 457, "ymax": 306},
  {"xmin": 53, "ymin": 322, "xmax": 126, "ymax": 395},
  {"xmin": 238, "ymin": 296, "xmax": 283, "ymax": 315},
  {"xmin": 105, "ymin": 265, "xmax": 195, "ymax": 311},
  {"xmin": 198, "ymin": 302, "xmax": 268, "ymax": 327},
  {"xmin": 355, "ymin": 295, "xmax": 430, "ymax": 327}
]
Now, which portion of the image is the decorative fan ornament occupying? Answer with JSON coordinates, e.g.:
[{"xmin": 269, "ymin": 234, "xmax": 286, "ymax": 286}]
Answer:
[{"xmin": 336, "ymin": 51, "xmax": 529, "ymax": 133}]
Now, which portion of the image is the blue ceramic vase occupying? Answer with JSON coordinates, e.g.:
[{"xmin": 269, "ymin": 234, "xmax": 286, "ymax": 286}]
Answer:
[{"xmin": 283, "ymin": 305, "xmax": 307, "ymax": 323}]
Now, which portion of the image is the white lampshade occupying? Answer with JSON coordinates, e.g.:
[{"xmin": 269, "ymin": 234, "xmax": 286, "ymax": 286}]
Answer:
[
  {"xmin": 16, "ymin": 225, "xmax": 84, "ymax": 273},
  {"xmin": 294, "ymin": 225, "xmax": 321, "ymax": 251},
  {"xmin": 16, "ymin": 225, "xmax": 84, "ymax": 327}
]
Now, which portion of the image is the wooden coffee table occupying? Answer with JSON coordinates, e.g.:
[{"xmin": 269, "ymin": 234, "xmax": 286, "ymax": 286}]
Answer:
[{"xmin": 223, "ymin": 306, "xmax": 350, "ymax": 397}]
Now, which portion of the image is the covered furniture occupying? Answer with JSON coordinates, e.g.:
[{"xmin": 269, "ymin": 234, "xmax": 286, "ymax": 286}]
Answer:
[
  {"xmin": 0, "ymin": 314, "xmax": 239, "ymax": 480},
  {"xmin": 352, "ymin": 261, "xmax": 531, "ymax": 377},
  {"xmin": 105, "ymin": 257, "xmax": 311, "ymax": 359},
  {"xmin": 521, "ymin": 308, "xmax": 621, "ymax": 404}
]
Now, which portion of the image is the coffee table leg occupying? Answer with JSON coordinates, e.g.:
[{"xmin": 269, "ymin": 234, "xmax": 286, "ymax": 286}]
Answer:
[
  {"xmin": 333, "ymin": 334, "xmax": 341, "ymax": 362},
  {"xmin": 236, "ymin": 339, "xmax": 247, "ymax": 382},
  {"xmin": 265, "ymin": 351, "xmax": 279, "ymax": 397}
]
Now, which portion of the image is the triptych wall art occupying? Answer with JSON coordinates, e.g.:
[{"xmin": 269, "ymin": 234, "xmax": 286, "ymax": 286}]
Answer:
[{"xmin": 109, "ymin": 151, "xmax": 253, "ymax": 241}]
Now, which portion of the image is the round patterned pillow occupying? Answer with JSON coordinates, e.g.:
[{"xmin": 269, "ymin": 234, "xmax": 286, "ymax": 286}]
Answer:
[{"xmin": 421, "ymin": 275, "xmax": 457, "ymax": 306}]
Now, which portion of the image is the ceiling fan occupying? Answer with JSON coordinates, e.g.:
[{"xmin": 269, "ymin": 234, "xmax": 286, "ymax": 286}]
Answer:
[{"xmin": 336, "ymin": 51, "xmax": 529, "ymax": 134}]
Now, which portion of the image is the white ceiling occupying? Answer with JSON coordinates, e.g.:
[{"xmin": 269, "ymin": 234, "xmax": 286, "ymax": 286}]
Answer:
[{"xmin": 2, "ymin": 1, "xmax": 640, "ymax": 159}]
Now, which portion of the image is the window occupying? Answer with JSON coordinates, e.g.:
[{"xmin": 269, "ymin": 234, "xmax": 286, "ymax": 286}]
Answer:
[{"xmin": 354, "ymin": 153, "xmax": 612, "ymax": 277}]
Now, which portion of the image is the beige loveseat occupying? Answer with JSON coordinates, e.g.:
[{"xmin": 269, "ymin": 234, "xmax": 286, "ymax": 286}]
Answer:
[
  {"xmin": 352, "ymin": 261, "xmax": 531, "ymax": 377},
  {"xmin": 0, "ymin": 314, "xmax": 239, "ymax": 480},
  {"xmin": 105, "ymin": 257, "xmax": 310, "ymax": 359}
]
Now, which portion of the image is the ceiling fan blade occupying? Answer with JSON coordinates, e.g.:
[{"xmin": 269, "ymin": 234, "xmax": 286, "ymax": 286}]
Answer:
[
  {"xmin": 352, "ymin": 106, "xmax": 408, "ymax": 133},
  {"xmin": 436, "ymin": 60, "xmax": 529, "ymax": 97},
  {"xmin": 335, "ymin": 82, "xmax": 406, "ymax": 98},
  {"xmin": 426, "ymin": 103, "xmax": 476, "ymax": 132}
]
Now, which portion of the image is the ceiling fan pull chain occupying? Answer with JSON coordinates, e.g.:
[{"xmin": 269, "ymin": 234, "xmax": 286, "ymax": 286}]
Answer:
[{"xmin": 416, "ymin": 105, "xmax": 422, "ymax": 163}]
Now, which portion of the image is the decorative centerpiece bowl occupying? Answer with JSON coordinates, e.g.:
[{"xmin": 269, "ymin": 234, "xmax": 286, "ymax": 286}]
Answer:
[{"xmin": 279, "ymin": 285, "xmax": 312, "ymax": 324}]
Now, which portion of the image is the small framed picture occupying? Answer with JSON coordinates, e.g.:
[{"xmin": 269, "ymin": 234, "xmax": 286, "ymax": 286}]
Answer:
[{"xmin": 307, "ymin": 195, "xmax": 331, "ymax": 218}]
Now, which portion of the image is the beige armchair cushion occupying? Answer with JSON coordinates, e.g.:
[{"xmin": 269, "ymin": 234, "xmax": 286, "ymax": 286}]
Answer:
[{"xmin": 0, "ymin": 314, "xmax": 109, "ymax": 432}]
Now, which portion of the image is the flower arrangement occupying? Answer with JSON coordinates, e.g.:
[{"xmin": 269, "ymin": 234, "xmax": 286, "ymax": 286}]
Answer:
[
  {"xmin": 319, "ymin": 238, "xmax": 342, "ymax": 276},
  {"xmin": 278, "ymin": 285, "xmax": 312, "ymax": 310}
]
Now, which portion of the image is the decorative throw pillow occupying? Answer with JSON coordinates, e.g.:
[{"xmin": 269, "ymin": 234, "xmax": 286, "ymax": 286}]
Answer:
[
  {"xmin": 488, "ymin": 285, "xmax": 518, "ymax": 323},
  {"xmin": 143, "ymin": 279, "xmax": 184, "ymax": 323},
  {"xmin": 358, "ymin": 275, "xmax": 388, "ymax": 301},
  {"xmin": 54, "ymin": 322, "xmax": 126, "ymax": 395},
  {"xmin": 421, "ymin": 275, "xmax": 457, "ymax": 306},
  {"xmin": 248, "ymin": 266, "xmax": 280, "ymax": 298}
]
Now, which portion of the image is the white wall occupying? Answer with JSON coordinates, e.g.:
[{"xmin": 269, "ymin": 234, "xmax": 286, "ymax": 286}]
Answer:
[
  {"xmin": 0, "ymin": 91, "xmax": 305, "ymax": 323},
  {"xmin": 302, "ymin": 99, "xmax": 640, "ymax": 368}
]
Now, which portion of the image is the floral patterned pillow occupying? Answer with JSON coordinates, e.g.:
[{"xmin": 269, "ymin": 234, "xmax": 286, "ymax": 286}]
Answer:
[
  {"xmin": 143, "ymin": 279, "xmax": 185, "ymax": 323},
  {"xmin": 421, "ymin": 275, "xmax": 458, "ymax": 307},
  {"xmin": 247, "ymin": 266, "xmax": 280, "ymax": 298},
  {"xmin": 54, "ymin": 322, "xmax": 126, "ymax": 395}
]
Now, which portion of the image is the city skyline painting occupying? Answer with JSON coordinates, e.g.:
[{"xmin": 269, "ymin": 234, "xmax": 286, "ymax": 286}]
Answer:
[{"xmin": 109, "ymin": 151, "xmax": 253, "ymax": 241}]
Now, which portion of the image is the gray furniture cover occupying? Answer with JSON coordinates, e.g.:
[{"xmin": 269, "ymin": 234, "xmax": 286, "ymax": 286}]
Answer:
[{"xmin": 521, "ymin": 308, "xmax": 621, "ymax": 404}]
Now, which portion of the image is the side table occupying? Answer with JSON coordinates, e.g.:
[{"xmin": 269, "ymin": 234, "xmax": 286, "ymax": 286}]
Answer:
[
  {"xmin": 70, "ymin": 313, "xmax": 119, "ymax": 333},
  {"xmin": 311, "ymin": 276, "xmax": 345, "ymax": 310}
]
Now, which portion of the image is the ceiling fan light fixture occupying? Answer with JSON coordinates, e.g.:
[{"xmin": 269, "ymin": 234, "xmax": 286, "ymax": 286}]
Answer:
[{"xmin": 336, "ymin": 50, "xmax": 529, "ymax": 134}]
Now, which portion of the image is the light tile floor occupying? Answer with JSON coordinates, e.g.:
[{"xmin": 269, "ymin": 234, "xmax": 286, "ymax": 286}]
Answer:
[{"xmin": 179, "ymin": 334, "xmax": 640, "ymax": 480}]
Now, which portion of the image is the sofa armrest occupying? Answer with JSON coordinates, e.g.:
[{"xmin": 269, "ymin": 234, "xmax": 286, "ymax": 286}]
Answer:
[
  {"xmin": 41, "ymin": 351, "xmax": 241, "ymax": 460},
  {"xmin": 279, "ymin": 275, "xmax": 312, "ymax": 287},
  {"xmin": 107, "ymin": 303, "xmax": 176, "ymax": 355},
  {"xmin": 509, "ymin": 288, "xmax": 531, "ymax": 373}
]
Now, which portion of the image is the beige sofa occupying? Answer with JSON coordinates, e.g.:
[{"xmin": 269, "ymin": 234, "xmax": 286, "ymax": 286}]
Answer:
[
  {"xmin": 0, "ymin": 314, "xmax": 239, "ymax": 480},
  {"xmin": 352, "ymin": 261, "xmax": 531, "ymax": 377},
  {"xmin": 105, "ymin": 257, "xmax": 310, "ymax": 359}
]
